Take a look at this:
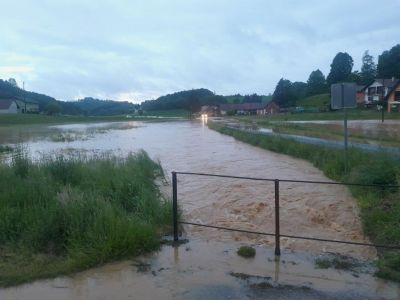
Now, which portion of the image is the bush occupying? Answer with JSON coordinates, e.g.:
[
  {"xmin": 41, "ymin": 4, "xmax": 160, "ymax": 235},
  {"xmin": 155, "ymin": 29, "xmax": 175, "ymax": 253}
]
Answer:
[
  {"xmin": 237, "ymin": 246, "xmax": 256, "ymax": 258},
  {"xmin": 0, "ymin": 150, "xmax": 172, "ymax": 286}
]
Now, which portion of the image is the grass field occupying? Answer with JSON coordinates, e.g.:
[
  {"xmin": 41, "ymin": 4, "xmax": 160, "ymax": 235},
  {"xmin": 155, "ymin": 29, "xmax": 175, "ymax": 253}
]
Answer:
[
  {"xmin": 252, "ymin": 122, "xmax": 400, "ymax": 148},
  {"xmin": 235, "ymin": 108, "xmax": 400, "ymax": 122},
  {"xmin": 296, "ymin": 93, "xmax": 330, "ymax": 110},
  {"xmin": 209, "ymin": 122, "xmax": 400, "ymax": 282},
  {"xmin": 141, "ymin": 109, "xmax": 188, "ymax": 118},
  {"xmin": 0, "ymin": 150, "xmax": 172, "ymax": 286}
]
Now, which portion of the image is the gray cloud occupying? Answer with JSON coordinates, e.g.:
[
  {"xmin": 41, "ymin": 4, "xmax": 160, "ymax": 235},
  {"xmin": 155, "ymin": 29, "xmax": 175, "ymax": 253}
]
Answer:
[{"xmin": 0, "ymin": 0, "xmax": 399, "ymax": 102}]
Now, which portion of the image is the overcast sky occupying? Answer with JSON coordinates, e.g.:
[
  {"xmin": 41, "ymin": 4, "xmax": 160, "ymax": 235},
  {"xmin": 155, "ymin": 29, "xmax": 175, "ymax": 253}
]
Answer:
[{"xmin": 0, "ymin": 0, "xmax": 399, "ymax": 103}]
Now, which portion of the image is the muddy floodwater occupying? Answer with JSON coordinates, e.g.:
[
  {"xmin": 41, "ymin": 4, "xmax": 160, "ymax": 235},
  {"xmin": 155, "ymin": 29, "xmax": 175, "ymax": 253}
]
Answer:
[
  {"xmin": 0, "ymin": 120, "xmax": 397, "ymax": 299},
  {"xmin": 1, "ymin": 239, "xmax": 398, "ymax": 300}
]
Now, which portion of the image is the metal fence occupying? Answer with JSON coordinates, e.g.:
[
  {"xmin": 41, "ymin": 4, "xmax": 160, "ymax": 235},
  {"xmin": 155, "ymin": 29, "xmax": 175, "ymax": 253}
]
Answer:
[{"xmin": 171, "ymin": 171, "xmax": 400, "ymax": 255}]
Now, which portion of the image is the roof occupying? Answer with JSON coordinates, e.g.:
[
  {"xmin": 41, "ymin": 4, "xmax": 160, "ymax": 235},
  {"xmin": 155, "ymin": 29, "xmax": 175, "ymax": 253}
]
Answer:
[
  {"xmin": 356, "ymin": 85, "xmax": 365, "ymax": 92},
  {"xmin": 199, "ymin": 105, "xmax": 218, "ymax": 113},
  {"xmin": 0, "ymin": 99, "xmax": 16, "ymax": 109},
  {"xmin": 265, "ymin": 101, "xmax": 280, "ymax": 108},
  {"xmin": 362, "ymin": 78, "xmax": 399, "ymax": 91},
  {"xmin": 385, "ymin": 80, "xmax": 400, "ymax": 100},
  {"xmin": 219, "ymin": 102, "xmax": 269, "ymax": 111},
  {"xmin": 0, "ymin": 96, "xmax": 38, "ymax": 104}
]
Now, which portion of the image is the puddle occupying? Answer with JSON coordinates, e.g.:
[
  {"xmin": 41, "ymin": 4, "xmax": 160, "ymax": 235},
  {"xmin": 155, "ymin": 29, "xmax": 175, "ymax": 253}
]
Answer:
[{"xmin": 0, "ymin": 239, "xmax": 397, "ymax": 300}]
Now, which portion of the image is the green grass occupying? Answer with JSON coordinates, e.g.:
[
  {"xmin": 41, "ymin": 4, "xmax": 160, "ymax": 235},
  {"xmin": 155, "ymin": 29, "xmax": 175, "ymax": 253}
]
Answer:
[
  {"xmin": 142, "ymin": 109, "xmax": 188, "ymax": 118},
  {"xmin": 234, "ymin": 108, "xmax": 400, "ymax": 122},
  {"xmin": 315, "ymin": 256, "xmax": 355, "ymax": 270},
  {"xmin": 209, "ymin": 122, "xmax": 400, "ymax": 281},
  {"xmin": 237, "ymin": 246, "xmax": 256, "ymax": 258},
  {"xmin": 251, "ymin": 122, "xmax": 400, "ymax": 148},
  {"xmin": 0, "ymin": 150, "xmax": 172, "ymax": 286},
  {"xmin": 296, "ymin": 93, "xmax": 330, "ymax": 110}
]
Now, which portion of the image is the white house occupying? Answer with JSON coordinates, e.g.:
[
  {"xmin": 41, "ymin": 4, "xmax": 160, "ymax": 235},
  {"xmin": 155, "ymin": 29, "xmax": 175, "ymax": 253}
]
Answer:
[{"xmin": 0, "ymin": 99, "xmax": 18, "ymax": 114}]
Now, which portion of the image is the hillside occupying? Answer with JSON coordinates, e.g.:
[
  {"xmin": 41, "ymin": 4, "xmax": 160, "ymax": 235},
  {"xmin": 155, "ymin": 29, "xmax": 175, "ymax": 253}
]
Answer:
[
  {"xmin": 296, "ymin": 93, "xmax": 330, "ymax": 111},
  {"xmin": 74, "ymin": 98, "xmax": 138, "ymax": 116},
  {"xmin": 141, "ymin": 89, "xmax": 272, "ymax": 111},
  {"xmin": 0, "ymin": 80, "xmax": 137, "ymax": 116},
  {"xmin": 141, "ymin": 88, "xmax": 218, "ymax": 111}
]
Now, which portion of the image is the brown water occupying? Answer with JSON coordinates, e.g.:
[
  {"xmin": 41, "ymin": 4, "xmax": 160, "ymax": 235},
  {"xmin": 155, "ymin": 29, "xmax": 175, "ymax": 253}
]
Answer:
[
  {"xmin": 1, "ymin": 120, "xmax": 395, "ymax": 299},
  {"xmin": 1, "ymin": 120, "xmax": 375, "ymax": 259},
  {"xmin": 1, "ymin": 239, "xmax": 398, "ymax": 300}
]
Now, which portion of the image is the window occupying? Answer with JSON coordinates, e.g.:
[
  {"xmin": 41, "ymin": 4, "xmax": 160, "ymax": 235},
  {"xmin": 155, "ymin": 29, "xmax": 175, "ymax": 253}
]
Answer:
[{"xmin": 368, "ymin": 87, "xmax": 376, "ymax": 94}]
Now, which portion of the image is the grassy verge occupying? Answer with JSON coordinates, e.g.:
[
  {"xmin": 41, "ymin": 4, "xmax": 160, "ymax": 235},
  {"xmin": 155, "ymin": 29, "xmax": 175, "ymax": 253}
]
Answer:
[
  {"xmin": 234, "ymin": 108, "xmax": 400, "ymax": 122},
  {"xmin": 250, "ymin": 122, "xmax": 400, "ymax": 148},
  {"xmin": 209, "ymin": 122, "xmax": 400, "ymax": 281},
  {"xmin": 0, "ymin": 150, "xmax": 172, "ymax": 286}
]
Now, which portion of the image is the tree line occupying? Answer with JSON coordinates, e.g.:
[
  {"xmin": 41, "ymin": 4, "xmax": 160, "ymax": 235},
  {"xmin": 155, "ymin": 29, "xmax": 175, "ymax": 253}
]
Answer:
[
  {"xmin": 272, "ymin": 44, "xmax": 400, "ymax": 107},
  {"xmin": 0, "ymin": 79, "xmax": 138, "ymax": 116}
]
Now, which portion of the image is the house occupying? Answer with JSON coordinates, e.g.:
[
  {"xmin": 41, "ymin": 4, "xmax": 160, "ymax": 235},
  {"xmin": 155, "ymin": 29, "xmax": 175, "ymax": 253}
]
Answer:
[
  {"xmin": 363, "ymin": 78, "xmax": 399, "ymax": 111},
  {"xmin": 263, "ymin": 101, "xmax": 280, "ymax": 115},
  {"xmin": 219, "ymin": 102, "xmax": 280, "ymax": 116},
  {"xmin": 0, "ymin": 99, "xmax": 19, "ymax": 114},
  {"xmin": 199, "ymin": 105, "xmax": 219, "ymax": 117},
  {"xmin": 15, "ymin": 98, "xmax": 39, "ymax": 113},
  {"xmin": 0, "ymin": 97, "xmax": 40, "ymax": 114},
  {"xmin": 385, "ymin": 81, "xmax": 400, "ymax": 112},
  {"xmin": 356, "ymin": 85, "xmax": 365, "ymax": 105}
]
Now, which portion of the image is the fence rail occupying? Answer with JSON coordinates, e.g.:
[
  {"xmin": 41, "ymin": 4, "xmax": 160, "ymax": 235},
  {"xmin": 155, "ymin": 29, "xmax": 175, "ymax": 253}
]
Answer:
[{"xmin": 172, "ymin": 171, "xmax": 400, "ymax": 255}]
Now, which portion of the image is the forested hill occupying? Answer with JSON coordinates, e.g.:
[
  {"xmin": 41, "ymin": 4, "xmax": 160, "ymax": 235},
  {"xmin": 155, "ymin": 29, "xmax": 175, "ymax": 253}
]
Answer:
[
  {"xmin": 141, "ymin": 88, "xmax": 221, "ymax": 111},
  {"xmin": 140, "ymin": 88, "xmax": 272, "ymax": 111},
  {"xmin": 0, "ymin": 79, "xmax": 68, "ymax": 112},
  {"xmin": 74, "ymin": 98, "xmax": 137, "ymax": 116},
  {"xmin": 0, "ymin": 79, "xmax": 137, "ymax": 116}
]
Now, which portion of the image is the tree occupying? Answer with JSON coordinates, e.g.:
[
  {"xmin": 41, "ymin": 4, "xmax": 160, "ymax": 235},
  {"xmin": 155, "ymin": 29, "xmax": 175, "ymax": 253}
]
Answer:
[
  {"xmin": 243, "ymin": 94, "xmax": 262, "ymax": 103},
  {"xmin": 377, "ymin": 44, "xmax": 400, "ymax": 78},
  {"xmin": 185, "ymin": 91, "xmax": 201, "ymax": 118},
  {"xmin": 360, "ymin": 50, "xmax": 376, "ymax": 84},
  {"xmin": 272, "ymin": 78, "xmax": 296, "ymax": 107},
  {"xmin": 347, "ymin": 71, "xmax": 362, "ymax": 84},
  {"xmin": 292, "ymin": 81, "xmax": 307, "ymax": 99},
  {"xmin": 45, "ymin": 102, "xmax": 62, "ymax": 115},
  {"xmin": 327, "ymin": 52, "xmax": 354, "ymax": 85},
  {"xmin": 306, "ymin": 69, "xmax": 327, "ymax": 96},
  {"xmin": 7, "ymin": 78, "xmax": 18, "ymax": 87}
]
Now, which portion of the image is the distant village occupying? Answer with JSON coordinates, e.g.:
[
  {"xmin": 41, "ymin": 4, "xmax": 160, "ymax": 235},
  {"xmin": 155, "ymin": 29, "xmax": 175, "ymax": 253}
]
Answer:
[
  {"xmin": 199, "ymin": 77, "xmax": 400, "ymax": 117},
  {"xmin": 0, "ymin": 77, "xmax": 399, "ymax": 116}
]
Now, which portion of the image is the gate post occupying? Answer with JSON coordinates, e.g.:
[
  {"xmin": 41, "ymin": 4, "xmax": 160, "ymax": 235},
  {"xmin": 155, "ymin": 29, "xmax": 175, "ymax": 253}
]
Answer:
[
  {"xmin": 274, "ymin": 179, "xmax": 281, "ymax": 256},
  {"xmin": 172, "ymin": 171, "xmax": 179, "ymax": 242}
]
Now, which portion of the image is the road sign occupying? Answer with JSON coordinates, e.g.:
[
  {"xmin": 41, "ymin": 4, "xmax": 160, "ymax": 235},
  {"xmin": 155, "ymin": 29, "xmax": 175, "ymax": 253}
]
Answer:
[{"xmin": 331, "ymin": 83, "xmax": 357, "ymax": 109}]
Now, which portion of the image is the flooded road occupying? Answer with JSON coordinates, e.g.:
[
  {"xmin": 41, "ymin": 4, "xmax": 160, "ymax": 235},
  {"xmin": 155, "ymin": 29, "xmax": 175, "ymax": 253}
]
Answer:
[
  {"xmin": 287, "ymin": 119, "xmax": 400, "ymax": 142},
  {"xmin": 1, "ymin": 120, "xmax": 395, "ymax": 299}
]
